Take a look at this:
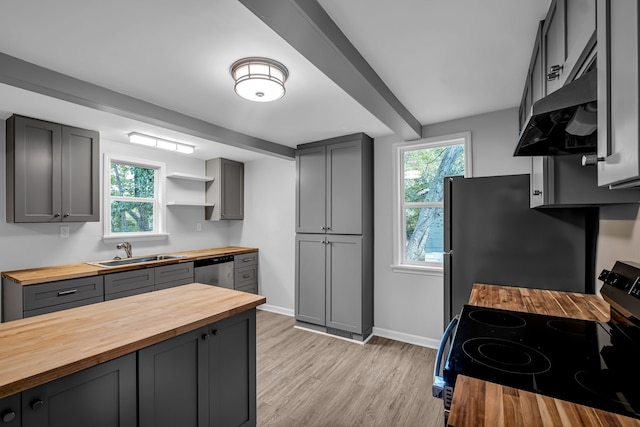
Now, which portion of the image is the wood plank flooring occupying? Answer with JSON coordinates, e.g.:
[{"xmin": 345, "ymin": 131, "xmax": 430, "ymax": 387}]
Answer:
[{"xmin": 256, "ymin": 310, "xmax": 445, "ymax": 426}]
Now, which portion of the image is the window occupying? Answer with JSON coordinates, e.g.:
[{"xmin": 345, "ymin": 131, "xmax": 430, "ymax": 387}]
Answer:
[
  {"xmin": 103, "ymin": 155, "xmax": 166, "ymax": 239},
  {"xmin": 393, "ymin": 132, "xmax": 472, "ymax": 273}
]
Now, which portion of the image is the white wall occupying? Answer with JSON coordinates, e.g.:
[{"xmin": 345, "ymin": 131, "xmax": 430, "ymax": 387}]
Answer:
[
  {"xmin": 229, "ymin": 157, "xmax": 296, "ymax": 315},
  {"xmin": 0, "ymin": 120, "xmax": 231, "ymax": 277},
  {"xmin": 373, "ymin": 107, "xmax": 530, "ymax": 346}
]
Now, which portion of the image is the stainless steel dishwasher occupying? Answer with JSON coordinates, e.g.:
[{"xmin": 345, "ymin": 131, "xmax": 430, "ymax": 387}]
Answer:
[{"xmin": 193, "ymin": 255, "xmax": 234, "ymax": 289}]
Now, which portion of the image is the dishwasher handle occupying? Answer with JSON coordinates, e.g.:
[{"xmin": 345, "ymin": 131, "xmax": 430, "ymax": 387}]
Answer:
[
  {"xmin": 432, "ymin": 315, "xmax": 459, "ymax": 399},
  {"xmin": 194, "ymin": 255, "xmax": 234, "ymax": 267}
]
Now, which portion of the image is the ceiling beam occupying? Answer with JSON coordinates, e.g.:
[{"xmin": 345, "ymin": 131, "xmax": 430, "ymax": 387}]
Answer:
[
  {"xmin": 0, "ymin": 51, "xmax": 295, "ymax": 160},
  {"xmin": 240, "ymin": 0, "xmax": 423, "ymax": 141}
]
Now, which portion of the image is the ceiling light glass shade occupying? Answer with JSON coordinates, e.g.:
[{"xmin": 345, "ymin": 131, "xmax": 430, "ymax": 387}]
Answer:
[
  {"xmin": 128, "ymin": 132, "xmax": 195, "ymax": 154},
  {"xmin": 231, "ymin": 57, "xmax": 289, "ymax": 102}
]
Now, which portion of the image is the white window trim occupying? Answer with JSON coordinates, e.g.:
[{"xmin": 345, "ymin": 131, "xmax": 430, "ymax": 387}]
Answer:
[
  {"xmin": 391, "ymin": 132, "xmax": 473, "ymax": 275},
  {"xmin": 102, "ymin": 154, "xmax": 168, "ymax": 241}
]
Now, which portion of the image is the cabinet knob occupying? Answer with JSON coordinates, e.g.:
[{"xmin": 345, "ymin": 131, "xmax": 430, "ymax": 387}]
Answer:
[
  {"xmin": 202, "ymin": 333, "xmax": 210, "ymax": 341},
  {"xmin": 211, "ymin": 329, "xmax": 218, "ymax": 336},
  {"xmin": 63, "ymin": 213, "xmax": 70, "ymax": 217},
  {"xmin": 54, "ymin": 213, "xmax": 61, "ymax": 218},
  {"xmin": 532, "ymin": 190, "xmax": 542, "ymax": 196},
  {"xmin": 1, "ymin": 410, "xmax": 16, "ymax": 423},
  {"xmin": 546, "ymin": 64, "xmax": 563, "ymax": 81},
  {"xmin": 581, "ymin": 154, "xmax": 605, "ymax": 166},
  {"xmin": 31, "ymin": 399, "xmax": 44, "ymax": 410}
]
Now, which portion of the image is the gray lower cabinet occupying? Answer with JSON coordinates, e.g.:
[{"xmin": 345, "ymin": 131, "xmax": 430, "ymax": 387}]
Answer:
[
  {"xmin": 104, "ymin": 269, "xmax": 154, "ymax": 301},
  {"xmin": 5, "ymin": 114, "xmax": 100, "ymax": 223},
  {"xmin": 295, "ymin": 234, "xmax": 372, "ymax": 339},
  {"xmin": 21, "ymin": 353, "xmax": 137, "ymax": 427},
  {"xmin": 2, "ymin": 275, "xmax": 104, "ymax": 321},
  {"xmin": 0, "ymin": 394, "xmax": 20, "ymax": 426},
  {"xmin": 234, "ymin": 253, "xmax": 258, "ymax": 294},
  {"xmin": 154, "ymin": 262, "xmax": 194, "ymax": 290},
  {"xmin": 139, "ymin": 310, "xmax": 256, "ymax": 427}
]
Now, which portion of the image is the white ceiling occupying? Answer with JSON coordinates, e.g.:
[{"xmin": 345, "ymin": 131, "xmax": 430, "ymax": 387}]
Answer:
[{"xmin": 0, "ymin": 0, "xmax": 549, "ymax": 161}]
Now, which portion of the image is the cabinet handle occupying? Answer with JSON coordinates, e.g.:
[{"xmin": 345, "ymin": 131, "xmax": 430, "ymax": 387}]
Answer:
[
  {"xmin": 211, "ymin": 329, "xmax": 218, "ymax": 336},
  {"xmin": 242, "ymin": 258, "xmax": 252, "ymax": 263},
  {"xmin": 532, "ymin": 190, "xmax": 542, "ymax": 196},
  {"xmin": 201, "ymin": 333, "xmax": 210, "ymax": 341},
  {"xmin": 243, "ymin": 274, "xmax": 251, "ymax": 279},
  {"xmin": 57, "ymin": 289, "xmax": 77, "ymax": 296},
  {"xmin": 31, "ymin": 399, "xmax": 44, "ymax": 410},
  {"xmin": 1, "ymin": 409, "xmax": 16, "ymax": 423},
  {"xmin": 581, "ymin": 154, "xmax": 605, "ymax": 166},
  {"xmin": 63, "ymin": 213, "xmax": 70, "ymax": 218},
  {"xmin": 546, "ymin": 64, "xmax": 563, "ymax": 81},
  {"xmin": 321, "ymin": 226, "xmax": 326, "ymax": 230},
  {"xmin": 54, "ymin": 213, "xmax": 61, "ymax": 218}
]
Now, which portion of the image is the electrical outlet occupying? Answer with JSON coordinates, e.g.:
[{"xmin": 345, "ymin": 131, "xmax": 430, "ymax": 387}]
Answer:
[
  {"xmin": 196, "ymin": 223, "xmax": 202, "ymax": 232},
  {"xmin": 60, "ymin": 225, "xmax": 70, "ymax": 238}
]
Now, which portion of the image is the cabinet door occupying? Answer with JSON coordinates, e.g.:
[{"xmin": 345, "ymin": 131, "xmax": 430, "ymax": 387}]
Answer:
[
  {"xmin": 530, "ymin": 157, "xmax": 546, "ymax": 208},
  {"xmin": 564, "ymin": 0, "xmax": 596, "ymax": 79},
  {"xmin": 0, "ymin": 394, "xmax": 20, "ymax": 426},
  {"xmin": 220, "ymin": 159, "xmax": 244, "ymax": 220},
  {"xmin": 296, "ymin": 145, "xmax": 326, "ymax": 233},
  {"xmin": 327, "ymin": 140, "xmax": 362, "ymax": 235},
  {"xmin": 209, "ymin": 310, "xmax": 256, "ymax": 427},
  {"xmin": 295, "ymin": 235, "xmax": 326, "ymax": 326},
  {"xmin": 22, "ymin": 353, "xmax": 137, "ymax": 427},
  {"xmin": 597, "ymin": 0, "xmax": 640, "ymax": 187},
  {"xmin": 326, "ymin": 235, "xmax": 362, "ymax": 334},
  {"xmin": 10, "ymin": 116, "xmax": 62, "ymax": 222},
  {"xmin": 138, "ymin": 327, "xmax": 209, "ymax": 427},
  {"xmin": 61, "ymin": 126, "xmax": 100, "ymax": 222},
  {"xmin": 543, "ymin": 0, "xmax": 567, "ymax": 94}
]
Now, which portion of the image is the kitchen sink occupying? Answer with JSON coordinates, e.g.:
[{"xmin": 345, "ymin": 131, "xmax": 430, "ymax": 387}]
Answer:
[{"xmin": 87, "ymin": 254, "xmax": 183, "ymax": 268}]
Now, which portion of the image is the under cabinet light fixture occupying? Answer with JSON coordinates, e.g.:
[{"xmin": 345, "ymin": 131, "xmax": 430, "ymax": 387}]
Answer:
[
  {"xmin": 128, "ymin": 132, "xmax": 195, "ymax": 154},
  {"xmin": 230, "ymin": 57, "xmax": 289, "ymax": 102}
]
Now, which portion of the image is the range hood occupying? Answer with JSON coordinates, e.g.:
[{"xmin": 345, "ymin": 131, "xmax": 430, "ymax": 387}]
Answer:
[{"xmin": 514, "ymin": 69, "xmax": 597, "ymax": 157}]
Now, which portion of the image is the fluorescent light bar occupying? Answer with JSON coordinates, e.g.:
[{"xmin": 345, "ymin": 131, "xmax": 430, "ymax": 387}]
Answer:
[{"xmin": 128, "ymin": 132, "xmax": 195, "ymax": 154}]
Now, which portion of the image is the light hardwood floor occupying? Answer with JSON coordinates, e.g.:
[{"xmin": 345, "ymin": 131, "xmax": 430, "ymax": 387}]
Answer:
[{"xmin": 256, "ymin": 310, "xmax": 445, "ymax": 427}]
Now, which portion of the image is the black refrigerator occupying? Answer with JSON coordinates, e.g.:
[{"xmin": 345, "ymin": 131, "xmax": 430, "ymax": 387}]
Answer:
[{"xmin": 443, "ymin": 174, "xmax": 598, "ymax": 325}]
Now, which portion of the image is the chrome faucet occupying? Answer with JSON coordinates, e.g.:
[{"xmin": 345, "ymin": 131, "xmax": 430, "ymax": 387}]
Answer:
[{"xmin": 116, "ymin": 242, "xmax": 133, "ymax": 258}]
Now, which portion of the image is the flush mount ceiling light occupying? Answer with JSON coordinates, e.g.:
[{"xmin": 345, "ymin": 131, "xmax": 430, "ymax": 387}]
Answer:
[
  {"xmin": 230, "ymin": 57, "xmax": 289, "ymax": 102},
  {"xmin": 128, "ymin": 132, "xmax": 195, "ymax": 154}
]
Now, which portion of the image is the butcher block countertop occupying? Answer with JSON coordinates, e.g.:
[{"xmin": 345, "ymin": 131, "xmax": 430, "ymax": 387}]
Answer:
[
  {"xmin": 448, "ymin": 375, "xmax": 640, "ymax": 427},
  {"xmin": 469, "ymin": 283, "xmax": 610, "ymax": 321},
  {"xmin": 447, "ymin": 284, "xmax": 628, "ymax": 426},
  {"xmin": 0, "ymin": 283, "xmax": 265, "ymax": 399},
  {"xmin": 1, "ymin": 246, "xmax": 257, "ymax": 285}
]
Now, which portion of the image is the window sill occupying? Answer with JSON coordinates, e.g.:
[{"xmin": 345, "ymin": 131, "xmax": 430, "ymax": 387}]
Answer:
[
  {"xmin": 102, "ymin": 233, "xmax": 169, "ymax": 243},
  {"xmin": 391, "ymin": 264, "xmax": 443, "ymax": 277}
]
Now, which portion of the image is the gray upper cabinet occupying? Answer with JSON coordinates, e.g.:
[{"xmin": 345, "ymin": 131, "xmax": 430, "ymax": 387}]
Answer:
[
  {"xmin": 296, "ymin": 133, "xmax": 372, "ymax": 235},
  {"xmin": 519, "ymin": 21, "xmax": 544, "ymax": 133},
  {"xmin": 205, "ymin": 158, "xmax": 244, "ymax": 220},
  {"xmin": 6, "ymin": 115, "xmax": 100, "ymax": 223},
  {"xmin": 542, "ymin": 0, "xmax": 596, "ymax": 95},
  {"xmin": 596, "ymin": 0, "xmax": 640, "ymax": 188}
]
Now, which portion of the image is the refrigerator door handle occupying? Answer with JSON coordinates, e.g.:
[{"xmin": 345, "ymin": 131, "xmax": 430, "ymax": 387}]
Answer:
[{"xmin": 432, "ymin": 314, "xmax": 459, "ymax": 399}]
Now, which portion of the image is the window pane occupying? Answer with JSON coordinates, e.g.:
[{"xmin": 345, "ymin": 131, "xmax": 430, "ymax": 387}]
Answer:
[
  {"xmin": 404, "ymin": 144, "xmax": 464, "ymax": 203},
  {"xmin": 110, "ymin": 163, "xmax": 155, "ymax": 198},
  {"xmin": 405, "ymin": 207, "xmax": 443, "ymax": 263},
  {"xmin": 111, "ymin": 201, "xmax": 154, "ymax": 232}
]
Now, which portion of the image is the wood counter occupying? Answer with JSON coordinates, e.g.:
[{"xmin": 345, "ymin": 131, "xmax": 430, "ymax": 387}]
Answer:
[
  {"xmin": 448, "ymin": 375, "xmax": 640, "ymax": 427},
  {"xmin": 1, "ymin": 246, "xmax": 257, "ymax": 285},
  {"xmin": 0, "ymin": 283, "xmax": 265, "ymax": 398},
  {"xmin": 469, "ymin": 283, "xmax": 610, "ymax": 321}
]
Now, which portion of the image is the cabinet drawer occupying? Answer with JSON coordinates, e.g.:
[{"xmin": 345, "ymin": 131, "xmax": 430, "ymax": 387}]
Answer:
[
  {"xmin": 155, "ymin": 262, "xmax": 194, "ymax": 285},
  {"xmin": 155, "ymin": 277, "xmax": 193, "ymax": 291},
  {"xmin": 236, "ymin": 283, "xmax": 258, "ymax": 295},
  {"xmin": 105, "ymin": 269, "xmax": 155, "ymax": 296},
  {"xmin": 105, "ymin": 286, "xmax": 154, "ymax": 301},
  {"xmin": 24, "ymin": 296, "xmax": 104, "ymax": 318},
  {"xmin": 23, "ymin": 276, "xmax": 104, "ymax": 311},
  {"xmin": 234, "ymin": 252, "xmax": 258, "ymax": 267},
  {"xmin": 235, "ymin": 264, "xmax": 258, "ymax": 289}
]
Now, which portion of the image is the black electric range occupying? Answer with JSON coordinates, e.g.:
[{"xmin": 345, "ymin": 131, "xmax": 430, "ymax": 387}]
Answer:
[{"xmin": 433, "ymin": 260, "xmax": 640, "ymax": 421}]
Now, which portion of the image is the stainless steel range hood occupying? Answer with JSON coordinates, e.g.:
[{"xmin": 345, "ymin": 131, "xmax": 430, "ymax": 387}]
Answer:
[{"xmin": 514, "ymin": 70, "xmax": 597, "ymax": 157}]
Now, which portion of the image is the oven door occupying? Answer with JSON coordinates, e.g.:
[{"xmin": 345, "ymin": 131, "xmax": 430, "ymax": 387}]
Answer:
[{"xmin": 433, "ymin": 314, "xmax": 459, "ymax": 415}]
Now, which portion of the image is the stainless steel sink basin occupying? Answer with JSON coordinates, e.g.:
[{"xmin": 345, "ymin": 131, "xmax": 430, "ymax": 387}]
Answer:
[{"xmin": 87, "ymin": 254, "xmax": 183, "ymax": 268}]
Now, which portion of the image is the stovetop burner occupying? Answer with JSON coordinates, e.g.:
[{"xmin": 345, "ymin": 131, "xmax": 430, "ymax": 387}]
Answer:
[
  {"xmin": 468, "ymin": 308, "xmax": 526, "ymax": 328},
  {"xmin": 546, "ymin": 318, "xmax": 590, "ymax": 335},
  {"xmin": 462, "ymin": 337, "xmax": 551, "ymax": 375}
]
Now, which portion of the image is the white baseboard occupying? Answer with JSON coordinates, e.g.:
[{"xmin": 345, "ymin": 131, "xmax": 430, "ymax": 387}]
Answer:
[
  {"xmin": 256, "ymin": 305, "xmax": 440, "ymax": 349},
  {"xmin": 372, "ymin": 326, "xmax": 440, "ymax": 349},
  {"xmin": 257, "ymin": 304, "xmax": 294, "ymax": 317}
]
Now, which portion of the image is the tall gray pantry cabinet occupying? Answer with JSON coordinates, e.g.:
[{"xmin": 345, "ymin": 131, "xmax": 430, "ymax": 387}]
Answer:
[{"xmin": 294, "ymin": 133, "xmax": 373, "ymax": 341}]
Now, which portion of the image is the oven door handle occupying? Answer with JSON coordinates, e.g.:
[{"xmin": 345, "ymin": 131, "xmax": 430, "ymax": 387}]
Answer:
[{"xmin": 432, "ymin": 315, "xmax": 459, "ymax": 399}]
